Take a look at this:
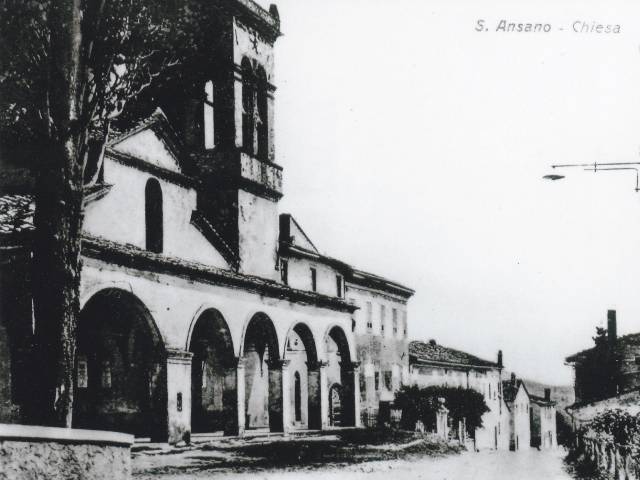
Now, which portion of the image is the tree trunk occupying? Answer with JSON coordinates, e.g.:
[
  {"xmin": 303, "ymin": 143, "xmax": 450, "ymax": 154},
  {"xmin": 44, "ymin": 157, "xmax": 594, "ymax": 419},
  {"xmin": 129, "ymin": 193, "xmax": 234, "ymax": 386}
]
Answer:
[{"xmin": 31, "ymin": 0, "xmax": 85, "ymax": 428}]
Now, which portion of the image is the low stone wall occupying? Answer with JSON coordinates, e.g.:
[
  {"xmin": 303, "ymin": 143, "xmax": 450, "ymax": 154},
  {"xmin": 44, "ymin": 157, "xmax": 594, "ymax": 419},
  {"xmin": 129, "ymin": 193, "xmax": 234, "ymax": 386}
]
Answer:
[
  {"xmin": 0, "ymin": 423, "xmax": 133, "ymax": 480},
  {"xmin": 578, "ymin": 435, "xmax": 640, "ymax": 480}
]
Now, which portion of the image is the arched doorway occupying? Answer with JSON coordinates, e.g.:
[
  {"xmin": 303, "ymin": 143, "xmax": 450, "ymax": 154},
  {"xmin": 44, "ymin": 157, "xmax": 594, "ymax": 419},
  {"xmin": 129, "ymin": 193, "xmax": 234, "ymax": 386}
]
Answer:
[
  {"xmin": 242, "ymin": 313, "xmax": 282, "ymax": 431},
  {"xmin": 74, "ymin": 289, "xmax": 166, "ymax": 440},
  {"xmin": 325, "ymin": 326, "xmax": 356, "ymax": 427},
  {"xmin": 188, "ymin": 309, "xmax": 235, "ymax": 434},
  {"xmin": 284, "ymin": 323, "xmax": 321, "ymax": 430},
  {"xmin": 329, "ymin": 383, "xmax": 343, "ymax": 427}
]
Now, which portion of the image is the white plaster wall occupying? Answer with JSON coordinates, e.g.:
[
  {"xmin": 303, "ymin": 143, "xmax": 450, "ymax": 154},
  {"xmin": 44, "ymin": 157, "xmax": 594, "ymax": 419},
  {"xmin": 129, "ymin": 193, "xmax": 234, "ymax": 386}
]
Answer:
[
  {"xmin": 80, "ymin": 258, "xmax": 355, "ymax": 364},
  {"xmin": 114, "ymin": 130, "xmax": 181, "ymax": 173},
  {"xmin": 346, "ymin": 285, "xmax": 407, "ymax": 339},
  {"xmin": 286, "ymin": 257, "xmax": 341, "ymax": 298},
  {"xmin": 513, "ymin": 387, "xmax": 531, "ymax": 450},
  {"xmin": 83, "ymin": 157, "xmax": 229, "ymax": 269},
  {"xmin": 238, "ymin": 190, "xmax": 279, "ymax": 280},
  {"xmin": 540, "ymin": 405, "xmax": 557, "ymax": 448},
  {"xmin": 232, "ymin": 19, "xmax": 275, "ymax": 81}
]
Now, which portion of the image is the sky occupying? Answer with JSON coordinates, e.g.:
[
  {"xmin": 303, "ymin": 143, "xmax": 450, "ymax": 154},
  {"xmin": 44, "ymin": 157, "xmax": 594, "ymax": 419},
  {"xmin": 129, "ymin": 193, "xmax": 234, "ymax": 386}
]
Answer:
[{"xmin": 257, "ymin": 0, "xmax": 640, "ymax": 385}]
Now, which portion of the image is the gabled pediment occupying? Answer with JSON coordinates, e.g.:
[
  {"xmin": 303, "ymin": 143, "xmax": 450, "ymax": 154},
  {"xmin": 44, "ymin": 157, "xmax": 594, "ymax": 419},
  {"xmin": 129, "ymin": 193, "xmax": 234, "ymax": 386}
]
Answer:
[
  {"xmin": 109, "ymin": 108, "xmax": 184, "ymax": 175},
  {"xmin": 279, "ymin": 213, "xmax": 319, "ymax": 253}
]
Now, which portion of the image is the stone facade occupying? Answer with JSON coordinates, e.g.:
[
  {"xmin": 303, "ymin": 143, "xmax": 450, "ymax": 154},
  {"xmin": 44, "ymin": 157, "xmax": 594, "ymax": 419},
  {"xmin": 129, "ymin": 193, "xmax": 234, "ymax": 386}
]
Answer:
[
  {"xmin": 0, "ymin": 424, "xmax": 132, "ymax": 480},
  {"xmin": 409, "ymin": 340, "xmax": 510, "ymax": 450},
  {"xmin": 0, "ymin": 0, "xmax": 413, "ymax": 444},
  {"xmin": 566, "ymin": 310, "xmax": 640, "ymax": 404}
]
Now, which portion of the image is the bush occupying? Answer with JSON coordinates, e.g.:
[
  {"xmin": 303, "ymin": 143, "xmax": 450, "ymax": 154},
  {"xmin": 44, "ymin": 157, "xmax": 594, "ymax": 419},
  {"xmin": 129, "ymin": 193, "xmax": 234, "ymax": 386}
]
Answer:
[
  {"xmin": 394, "ymin": 385, "xmax": 489, "ymax": 437},
  {"xmin": 586, "ymin": 409, "xmax": 640, "ymax": 448}
]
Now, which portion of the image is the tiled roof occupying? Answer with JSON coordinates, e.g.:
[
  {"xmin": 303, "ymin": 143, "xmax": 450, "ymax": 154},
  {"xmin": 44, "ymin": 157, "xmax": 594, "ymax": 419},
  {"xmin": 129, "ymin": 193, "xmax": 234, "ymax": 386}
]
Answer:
[
  {"xmin": 529, "ymin": 394, "xmax": 555, "ymax": 407},
  {"xmin": 409, "ymin": 340, "xmax": 499, "ymax": 369},
  {"xmin": 502, "ymin": 379, "xmax": 528, "ymax": 404},
  {"xmin": 0, "ymin": 194, "xmax": 34, "ymax": 236},
  {"xmin": 565, "ymin": 333, "xmax": 640, "ymax": 363}
]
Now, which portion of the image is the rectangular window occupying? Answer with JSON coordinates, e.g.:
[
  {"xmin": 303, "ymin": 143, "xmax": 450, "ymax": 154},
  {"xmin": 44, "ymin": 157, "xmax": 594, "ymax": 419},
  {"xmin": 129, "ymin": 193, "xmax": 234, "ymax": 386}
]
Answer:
[
  {"xmin": 374, "ymin": 371, "xmax": 380, "ymax": 391},
  {"xmin": 392, "ymin": 308, "xmax": 398, "ymax": 336},
  {"xmin": 77, "ymin": 356, "xmax": 88, "ymax": 389},
  {"xmin": 366, "ymin": 302, "xmax": 373, "ymax": 331},
  {"xmin": 310, "ymin": 267, "xmax": 317, "ymax": 292},
  {"xmin": 101, "ymin": 361, "xmax": 112, "ymax": 389},
  {"xmin": 380, "ymin": 305, "xmax": 386, "ymax": 336},
  {"xmin": 280, "ymin": 259, "xmax": 288, "ymax": 285},
  {"xmin": 384, "ymin": 371, "xmax": 392, "ymax": 390},
  {"xmin": 403, "ymin": 311, "xmax": 408, "ymax": 337},
  {"xmin": 336, "ymin": 275, "xmax": 344, "ymax": 298},
  {"xmin": 204, "ymin": 80, "xmax": 215, "ymax": 149}
]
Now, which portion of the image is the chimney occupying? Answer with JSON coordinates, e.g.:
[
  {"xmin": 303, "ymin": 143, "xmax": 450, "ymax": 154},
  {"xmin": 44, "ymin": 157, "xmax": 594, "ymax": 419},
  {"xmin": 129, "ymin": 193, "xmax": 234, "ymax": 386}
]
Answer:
[
  {"xmin": 607, "ymin": 310, "xmax": 617, "ymax": 348},
  {"xmin": 497, "ymin": 350, "xmax": 503, "ymax": 368},
  {"xmin": 544, "ymin": 388, "xmax": 551, "ymax": 401},
  {"xmin": 510, "ymin": 372, "xmax": 516, "ymax": 385}
]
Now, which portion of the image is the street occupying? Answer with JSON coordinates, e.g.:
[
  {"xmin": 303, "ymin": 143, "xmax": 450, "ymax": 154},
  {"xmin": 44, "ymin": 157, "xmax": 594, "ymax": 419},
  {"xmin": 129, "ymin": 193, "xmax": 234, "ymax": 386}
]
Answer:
[{"xmin": 134, "ymin": 447, "xmax": 582, "ymax": 480}]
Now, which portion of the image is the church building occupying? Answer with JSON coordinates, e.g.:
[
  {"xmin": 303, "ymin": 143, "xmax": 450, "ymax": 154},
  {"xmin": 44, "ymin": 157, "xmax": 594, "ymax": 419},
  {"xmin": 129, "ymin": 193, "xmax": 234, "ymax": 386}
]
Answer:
[{"xmin": 0, "ymin": 0, "xmax": 413, "ymax": 443}]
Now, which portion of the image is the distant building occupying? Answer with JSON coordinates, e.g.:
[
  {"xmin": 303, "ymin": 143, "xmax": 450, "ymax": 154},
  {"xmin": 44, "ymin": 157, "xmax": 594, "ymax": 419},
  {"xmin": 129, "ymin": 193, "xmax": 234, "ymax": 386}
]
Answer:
[
  {"xmin": 565, "ymin": 310, "xmax": 640, "ymax": 404},
  {"xmin": 409, "ymin": 340, "xmax": 510, "ymax": 450},
  {"xmin": 502, "ymin": 374, "xmax": 531, "ymax": 451},
  {"xmin": 530, "ymin": 389, "xmax": 557, "ymax": 449}
]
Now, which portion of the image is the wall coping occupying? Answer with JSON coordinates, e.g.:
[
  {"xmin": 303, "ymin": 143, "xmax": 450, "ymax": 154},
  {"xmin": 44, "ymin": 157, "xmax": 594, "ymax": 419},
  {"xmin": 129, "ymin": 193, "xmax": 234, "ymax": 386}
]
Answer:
[{"xmin": 0, "ymin": 424, "xmax": 134, "ymax": 447}]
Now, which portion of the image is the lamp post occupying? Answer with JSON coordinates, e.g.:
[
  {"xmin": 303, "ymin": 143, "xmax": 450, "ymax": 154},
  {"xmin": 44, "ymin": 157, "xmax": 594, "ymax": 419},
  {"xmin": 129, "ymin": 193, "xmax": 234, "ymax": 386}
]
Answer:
[{"xmin": 543, "ymin": 162, "xmax": 640, "ymax": 192}]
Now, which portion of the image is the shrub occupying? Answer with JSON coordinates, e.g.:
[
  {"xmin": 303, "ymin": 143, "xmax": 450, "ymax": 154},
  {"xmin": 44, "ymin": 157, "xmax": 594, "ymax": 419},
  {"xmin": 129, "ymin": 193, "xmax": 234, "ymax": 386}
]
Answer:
[{"xmin": 394, "ymin": 385, "xmax": 489, "ymax": 437}]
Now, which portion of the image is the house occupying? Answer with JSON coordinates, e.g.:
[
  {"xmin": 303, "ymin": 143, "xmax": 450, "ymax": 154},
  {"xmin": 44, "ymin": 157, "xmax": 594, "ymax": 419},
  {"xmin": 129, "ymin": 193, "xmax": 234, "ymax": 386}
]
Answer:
[
  {"xmin": 565, "ymin": 310, "xmax": 640, "ymax": 405},
  {"xmin": 409, "ymin": 340, "xmax": 510, "ymax": 450},
  {"xmin": 0, "ymin": 0, "xmax": 412, "ymax": 443},
  {"xmin": 502, "ymin": 374, "xmax": 531, "ymax": 451},
  {"xmin": 530, "ymin": 389, "xmax": 557, "ymax": 449}
]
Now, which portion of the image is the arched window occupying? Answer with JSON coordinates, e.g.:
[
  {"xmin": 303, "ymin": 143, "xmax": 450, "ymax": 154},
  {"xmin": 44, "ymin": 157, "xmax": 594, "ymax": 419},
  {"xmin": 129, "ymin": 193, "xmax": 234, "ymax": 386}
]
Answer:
[
  {"xmin": 294, "ymin": 371, "xmax": 302, "ymax": 422},
  {"xmin": 256, "ymin": 67, "xmax": 268, "ymax": 160},
  {"xmin": 241, "ymin": 58, "xmax": 255, "ymax": 153},
  {"xmin": 145, "ymin": 178, "xmax": 163, "ymax": 253},
  {"xmin": 203, "ymin": 80, "xmax": 215, "ymax": 150}
]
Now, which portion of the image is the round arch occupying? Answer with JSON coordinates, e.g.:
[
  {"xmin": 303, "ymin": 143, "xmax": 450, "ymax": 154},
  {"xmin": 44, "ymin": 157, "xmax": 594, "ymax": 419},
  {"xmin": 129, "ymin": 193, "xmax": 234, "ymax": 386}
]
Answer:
[
  {"xmin": 73, "ymin": 288, "xmax": 166, "ymax": 440},
  {"xmin": 188, "ymin": 308, "xmax": 236, "ymax": 434},
  {"xmin": 324, "ymin": 325, "xmax": 356, "ymax": 427},
  {"xmin": 240, "ymin": 312, "xmax": 279, "ymax": 361},
  {"xmin": 283, "ymin": 322, "xmax": 318, "ymax": 363},
  {"xmin": 284, "ymin": 322, "xmax": 321, "ymax": 430},
  {"xmin": 324, "ymin": 325, "xmax": 352, "ymax": 362},
  {"xmin": 241, "ymin": 312, "xmax": 280, "ymax": 431}
]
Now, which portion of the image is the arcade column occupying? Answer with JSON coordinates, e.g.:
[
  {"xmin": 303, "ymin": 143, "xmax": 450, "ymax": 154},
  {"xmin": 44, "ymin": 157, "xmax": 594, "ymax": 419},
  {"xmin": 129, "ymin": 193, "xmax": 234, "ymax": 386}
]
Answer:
[{"xmin": 166, "ymin": 348, "xmax": 193, "ymax": 444}]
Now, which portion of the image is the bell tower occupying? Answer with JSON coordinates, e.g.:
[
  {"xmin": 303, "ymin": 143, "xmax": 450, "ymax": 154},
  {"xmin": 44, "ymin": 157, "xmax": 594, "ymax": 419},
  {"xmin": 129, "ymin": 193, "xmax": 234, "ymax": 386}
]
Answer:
[{"xmin": 189, "ymin": 1, "xmax": 282, "ymax": 279}]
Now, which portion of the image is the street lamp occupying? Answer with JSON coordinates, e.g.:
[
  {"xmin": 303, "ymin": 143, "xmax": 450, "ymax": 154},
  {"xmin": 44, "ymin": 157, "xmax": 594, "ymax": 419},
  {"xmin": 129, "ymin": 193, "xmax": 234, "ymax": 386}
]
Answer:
[{"xmin": 543, "ymin": 162, "xmax": 640, "ymax": 192}]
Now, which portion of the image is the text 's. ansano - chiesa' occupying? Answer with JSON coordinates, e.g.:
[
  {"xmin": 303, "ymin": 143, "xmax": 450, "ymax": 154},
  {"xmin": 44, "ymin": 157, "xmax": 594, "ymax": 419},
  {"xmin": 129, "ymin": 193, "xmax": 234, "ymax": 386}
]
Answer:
[{"xmin": 0, "ymin": 0, "xmax": 413, "ymax": 443}]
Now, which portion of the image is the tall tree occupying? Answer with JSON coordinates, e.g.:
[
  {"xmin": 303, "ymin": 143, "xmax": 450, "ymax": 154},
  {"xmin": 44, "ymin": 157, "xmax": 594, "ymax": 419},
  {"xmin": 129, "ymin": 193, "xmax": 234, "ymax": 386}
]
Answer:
[{"xmin": 0, "ymin": 0, "xmax": 195, "ymax": 426}]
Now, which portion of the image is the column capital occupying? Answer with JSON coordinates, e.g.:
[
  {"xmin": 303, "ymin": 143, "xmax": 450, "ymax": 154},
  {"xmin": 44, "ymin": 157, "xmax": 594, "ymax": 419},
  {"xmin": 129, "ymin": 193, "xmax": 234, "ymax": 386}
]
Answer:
[
  {"xmin": 225, "ymin": 357, "xmax": 244, "ymax": 369},
  {"xmin": 267, "ymin": 358, "xmax": 291, "ymax": 370},
  {"xmin": 307, "ymin": 360, "xmax": 329, "ymax": 370},
  {"xmin": 166, "ymin": 348, "xmax": 193, "ymax": 365},
  {"xmin": 341, "ymin": 360, "xmax": 361, "ymax": 372}
]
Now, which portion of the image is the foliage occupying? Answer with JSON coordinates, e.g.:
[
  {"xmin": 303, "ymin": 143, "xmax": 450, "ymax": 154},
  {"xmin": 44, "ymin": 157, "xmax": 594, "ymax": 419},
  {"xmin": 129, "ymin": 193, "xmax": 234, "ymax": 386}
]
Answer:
[
  {"xmin": 394, "ymin": 385, "xmax": 490, "ymax": 437},
  {"xmin": 0, "ymin": 0, "xmax": 223, "ymax": 426},
  {"xmin": 586, "ymin": 409, "xmax": 640, "ymax": 448}
]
